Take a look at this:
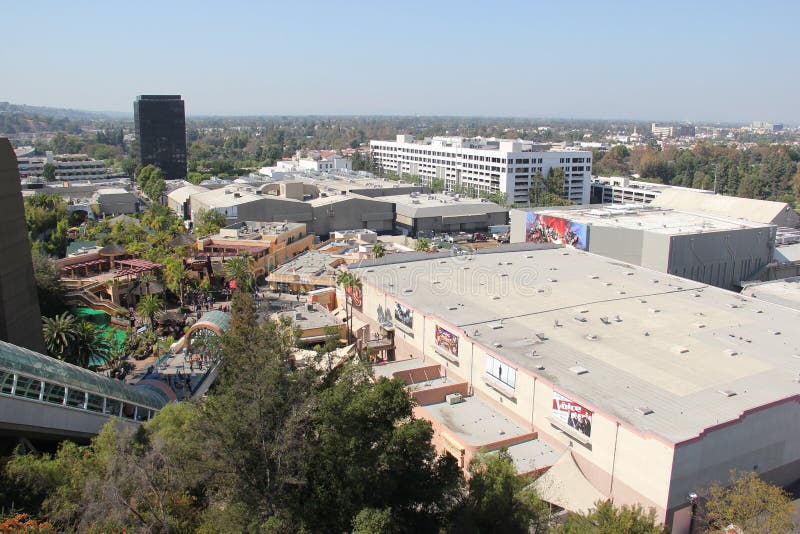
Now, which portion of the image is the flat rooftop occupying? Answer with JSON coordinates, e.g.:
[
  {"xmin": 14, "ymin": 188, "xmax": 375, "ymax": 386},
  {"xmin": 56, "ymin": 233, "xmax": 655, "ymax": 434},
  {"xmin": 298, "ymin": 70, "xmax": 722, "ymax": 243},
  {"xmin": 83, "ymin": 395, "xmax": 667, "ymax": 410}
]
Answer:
[
  {"xmin": 274, "ymin": 303, "xmax": 340, "ymax": 331},
  {"xmin": 378, "ymin": 193, "xmax": 508, "ymax": 218},
  {"xmin": 522, "ymin": 205, "xmax": 770, "ymax": 235},
  {"xmin": 350, "ymin": 246, "xmax": 800, "ymax": 443},
  {"xmin": 741, "ymin": 277, "xmax": 800, "ymax": 311},
  {"xmin": 424, "ymin": 396, "xmax": 532, "ymax": 447},
  {"xmin": 268, "ymin": 251, "xmax": 340, "ymax": 278}
]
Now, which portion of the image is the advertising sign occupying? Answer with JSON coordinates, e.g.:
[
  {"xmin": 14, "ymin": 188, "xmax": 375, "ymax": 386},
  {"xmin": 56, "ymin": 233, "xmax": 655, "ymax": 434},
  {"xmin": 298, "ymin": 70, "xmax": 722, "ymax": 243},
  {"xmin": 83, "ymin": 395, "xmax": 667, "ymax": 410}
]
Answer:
[
  {"xmin": 435, "ymin": 325, "xmax": 459, "ymax": 357},
  {"xmin": 394, "ymin": 302, "xmax": 413, "ymax": 329},
  {"xmin": 345, "ymin": 284, "xmax": 363, "ymax": 310},
  {"xmin": 552, "ymin": 391, "xmax": 592, "ymax": 438},
  {"xmin": 525, "ymin": 213, "xmax": 588, "ymax": 250}
]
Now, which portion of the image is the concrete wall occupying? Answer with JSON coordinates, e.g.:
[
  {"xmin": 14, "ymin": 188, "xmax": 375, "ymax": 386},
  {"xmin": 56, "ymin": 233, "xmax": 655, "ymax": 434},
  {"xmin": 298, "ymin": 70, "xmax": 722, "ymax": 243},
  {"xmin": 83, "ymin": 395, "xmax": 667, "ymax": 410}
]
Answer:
[
  {"xmin": 97, "ymin": 193, "xmax": 137, "ymax": 215},
  {"xmin": 668, "ymin": 399, "xmax": 800, "ymax": 519},
  {"xmin": 666, "ymin": 227, "xmax": 775, "ymax": 289},
  {"xmin": 235, "ymin": 198, "xmax": 313, "ymax": 225},
  {"xmin": 0, "ymin": 139, "xmax": 46, "ymax": 353},
  {"xmin": 586, "ymin": 226, "xmax": 645, "ymax": 266},
  {"xmin": 311, "ymin": 197, "xmax": 394, "ymax": 236}
]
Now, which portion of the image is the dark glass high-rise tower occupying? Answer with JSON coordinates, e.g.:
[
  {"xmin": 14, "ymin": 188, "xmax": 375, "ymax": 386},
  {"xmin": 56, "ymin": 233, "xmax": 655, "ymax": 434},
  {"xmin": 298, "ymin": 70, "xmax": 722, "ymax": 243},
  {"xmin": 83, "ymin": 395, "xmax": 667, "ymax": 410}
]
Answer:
[{"xmin": 133, "ymin": 95, "xmax": 187, "ymax": 179}]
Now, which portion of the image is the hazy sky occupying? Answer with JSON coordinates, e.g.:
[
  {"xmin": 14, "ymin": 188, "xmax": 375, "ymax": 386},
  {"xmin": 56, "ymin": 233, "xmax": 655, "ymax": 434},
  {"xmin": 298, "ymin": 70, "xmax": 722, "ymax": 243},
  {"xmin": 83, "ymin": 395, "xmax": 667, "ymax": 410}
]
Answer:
[{"xmin": 3, "ymin": 0, "xmax": 798, "ymax": 122}]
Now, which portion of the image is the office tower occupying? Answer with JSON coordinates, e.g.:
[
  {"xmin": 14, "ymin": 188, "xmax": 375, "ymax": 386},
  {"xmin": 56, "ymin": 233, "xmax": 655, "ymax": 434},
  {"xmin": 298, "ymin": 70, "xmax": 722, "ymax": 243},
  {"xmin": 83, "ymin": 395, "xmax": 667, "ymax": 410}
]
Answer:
[
  {"xmin": 370, "ymin": 135, "xmax": 593, "ymax": 205},
  {"xmin": 0, "ymin": 138, "xmax": 46, "ymax": 352},
  {"xmin": 133, "ymin": 95, "xmax": 187, "ymax": 179}
]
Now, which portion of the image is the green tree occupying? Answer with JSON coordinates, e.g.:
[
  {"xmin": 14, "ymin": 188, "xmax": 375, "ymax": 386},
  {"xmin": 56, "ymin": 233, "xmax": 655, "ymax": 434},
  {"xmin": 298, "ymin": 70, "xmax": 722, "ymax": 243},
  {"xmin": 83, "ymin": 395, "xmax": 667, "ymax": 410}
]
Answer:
[
  {"xmin": 352, "ymin": 507, "xmax": 398, "ymax": 534},
  {"xmin": 557, "ymin": 499, "xmax": 665, "ymax": 534},
  {"xmin": 136, "ymin": 164, "xmax": 166, "ymax": 201},
  {"xmin": 71, "ymin": 321, "xmax": 113, "ymax": 368},
  {"xmin": 415, "ymin": 238, "xmax": 431, "ymax": 252},
  {"xmin": 430, "ymin": 178, "xmax": 445, "ymax": 193},
  {"xmin": 223, "ymin": 254, "xmax": 255, "ymax": 291},
  {"xmin": 451, "ymin": 449, "xmax": 552, "ymax": 534},
  {"xmin": 136, "ymin": 294, "xmax": 164, "ymax": 329},
  {"xmin": 164, "ymin": 257, "xmax": 190, "ymax": 306},
  {"xmin": 336, "ymin": 270, "xmax": 361, "ymax": 344},
  {"xmin": 31, "ymin": 248, "xmax": 68, "ymax": 317},
  {"xmin": 193, "ymin": 208, "xmax": 227, "ymax": 236},
  {"xmin": 372, "ymin": 241, "xmax": 386, "ymax": 258},
  {"xmin": 42, "ymin": 162, "xmax": 56, "ymax": 182},
  {"xmin": 529, "ymin": 169, "xmax": 573, "ymax": 207},
  {"xmin": 703, "ymin": 470, "xmax": 794, "ymax": 534},
  {"xmin": 42, "ymin": 312, "xmax": 77, "ymax": 361}
]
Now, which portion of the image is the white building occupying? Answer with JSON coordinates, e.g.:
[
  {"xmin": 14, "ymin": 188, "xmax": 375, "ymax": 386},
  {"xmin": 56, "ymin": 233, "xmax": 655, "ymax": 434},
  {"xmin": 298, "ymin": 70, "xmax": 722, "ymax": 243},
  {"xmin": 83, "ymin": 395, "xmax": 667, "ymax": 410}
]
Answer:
[
  {"xmin": 17, "ymin": 151, "xmax": 116, "ymax": 181},
  {"xmin": 370, "ymin": 135, "xmax": 592, "ymax": 205},
  {"xmin": 590, "ymin": 176, "xmax": 713, "ymax": 205}
]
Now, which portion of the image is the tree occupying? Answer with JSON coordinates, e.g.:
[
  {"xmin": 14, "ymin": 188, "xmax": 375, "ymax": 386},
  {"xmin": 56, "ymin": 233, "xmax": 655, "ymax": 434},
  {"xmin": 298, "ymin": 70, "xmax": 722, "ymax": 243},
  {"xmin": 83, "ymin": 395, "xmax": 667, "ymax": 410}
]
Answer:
[
  {"xmin": 136, "ymin": 164, "xmax": 166, "ymax": 201},
  {"xmin": 372, "ymin": 242, "xmax": 386, "ymax": 258},
  {"xmin": 193, "ymin": 208, "xmax": 227, "ymax": 237},
  {"xmin": 336, "ymin": 270, "xmax": 361, "ymax": 344},
  {"xmin": 415, "ymin": 238, "xmax": 430, "ymax": 252},
  {"xmin": 42, "ymin": 312, "xmax": 77, "ymax": 361},
  {"xmin": 703, "ymin": 470, "xmax": 794, "ymax": 534},
  {"xmin": 42, "ymin": 163, "xmax": 56, "ymax": 182},
  {"xmin": 450, "ymin": 449, "xmax": 552, "ymax": 534},
  {"xmin": 136, "ymin": 294, "xmax": 164, "ymax": 329},
  {"xmin": 557, "ymin": 500, "xmax": 665, "ymax": 533},
  {"xmin": 31, "ymin": 248, "xmax": 68, "ymax": 317},
  {"xmin": 164, "ymin": 257, "xmax": 190, "ymax": 306},
  {"xmin": 430, "ymin": 178, "xmax": 445, "ymax": 193},
  {"xmin": 529, "ymin": 169, "xmax": 573, "ymax": 207},
  {"xmin": 224, "ymin": 254, "xmax": 255, "ymax": 291},
  {"xmin": 71, "ymin": 321, "xmax": 113, "ymax": 368}
]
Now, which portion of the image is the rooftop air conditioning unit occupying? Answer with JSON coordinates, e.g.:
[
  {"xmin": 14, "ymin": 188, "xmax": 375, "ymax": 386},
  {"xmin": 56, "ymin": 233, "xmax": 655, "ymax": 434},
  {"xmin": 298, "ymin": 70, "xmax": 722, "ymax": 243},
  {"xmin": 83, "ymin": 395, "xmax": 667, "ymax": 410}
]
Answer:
[{"xmin": 446, "ymin": 393, "xmax": 464, "ymax": 405}]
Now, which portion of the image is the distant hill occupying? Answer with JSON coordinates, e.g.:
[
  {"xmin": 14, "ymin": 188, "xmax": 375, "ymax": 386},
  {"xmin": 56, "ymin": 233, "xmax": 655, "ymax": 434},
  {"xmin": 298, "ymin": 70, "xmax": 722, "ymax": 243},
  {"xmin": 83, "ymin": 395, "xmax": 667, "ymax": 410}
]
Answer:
[{"xmin": 0, "ymin": 102, "xmax": 129, "ymax": 120}]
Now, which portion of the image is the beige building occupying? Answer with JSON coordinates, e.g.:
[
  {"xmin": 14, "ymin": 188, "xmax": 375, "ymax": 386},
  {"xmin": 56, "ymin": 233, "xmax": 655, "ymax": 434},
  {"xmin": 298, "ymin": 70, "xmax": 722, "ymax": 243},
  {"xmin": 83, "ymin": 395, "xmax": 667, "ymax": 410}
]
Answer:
[{"xmin": 348, "ymin": 246, "xmax": 800, "ymax": 531}]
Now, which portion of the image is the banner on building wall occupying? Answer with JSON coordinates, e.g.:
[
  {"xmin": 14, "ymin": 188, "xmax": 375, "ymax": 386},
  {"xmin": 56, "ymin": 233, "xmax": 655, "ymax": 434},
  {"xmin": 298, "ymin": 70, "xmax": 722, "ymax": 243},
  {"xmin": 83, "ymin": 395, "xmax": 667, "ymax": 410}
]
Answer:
[
  {"xmin": 552, "ymin": 392, "xmax": 593, "ymax": 438},
  {"xmin": 394, "ymin": 302, "xmax": 413, "ymax": 329},
  {"xmin": 345, "ymin": 284, "xmax": 363, "ymax": 310},
  {"xmin": 435, "ymin": 325, "xmax": 459, "ymax": 357},
  {"xmin": 525, "ymin": 213, "xmax": 588, "ymax": 250}
]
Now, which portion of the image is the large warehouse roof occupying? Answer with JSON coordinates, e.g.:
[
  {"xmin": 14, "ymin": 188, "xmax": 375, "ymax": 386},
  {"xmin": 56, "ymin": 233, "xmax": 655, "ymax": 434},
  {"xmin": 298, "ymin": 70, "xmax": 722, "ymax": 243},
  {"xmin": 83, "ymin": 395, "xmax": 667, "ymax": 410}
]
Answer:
[
  {"xmin": 651, "ymin": 188, "xmax": 798, "ymax": 226},
  {"xmin": 520, "ymin": 204, "xmax": 771, "ymax": 235},
  {"xmin": 350, "ymin": 246, "xmax": 800, "ymax": 443},
  {"xmin": 380, "ymin": 193, "xmax": 508, "ymax": 218}
]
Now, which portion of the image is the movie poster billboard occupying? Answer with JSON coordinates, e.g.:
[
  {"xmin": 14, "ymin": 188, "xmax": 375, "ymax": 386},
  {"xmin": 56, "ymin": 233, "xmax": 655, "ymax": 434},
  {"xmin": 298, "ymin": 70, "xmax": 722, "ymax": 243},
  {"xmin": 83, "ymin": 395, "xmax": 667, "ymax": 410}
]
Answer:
[
  {"xmin": 394, "ymin": 302, "xmax": 413, "ymax": 329},
  {"xmin": 552, "ymin": 392, "xmax": 592, "ymax": 438},
  {"xmin": 435, "ymin": 325, "xmax": 458, "ymax": 357},
  {"xmin": 345, "ymin": 284, "xmax": 363, "ymax": 310},
  {"xmin": 525, "ymin": 213, "xmax": 588, "ymax": 250}
]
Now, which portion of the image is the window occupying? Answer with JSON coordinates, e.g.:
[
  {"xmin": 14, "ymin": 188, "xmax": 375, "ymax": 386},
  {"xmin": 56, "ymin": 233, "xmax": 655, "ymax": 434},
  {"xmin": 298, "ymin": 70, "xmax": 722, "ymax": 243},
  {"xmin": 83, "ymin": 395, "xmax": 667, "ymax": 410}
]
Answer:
[
  {"xmin": 105, "ymin": 398, "xmax": 122, "ymax": 416},
  {"xmin": 43, "ymin": 383, "xmax": 66, "ymax": 404},
  {"xmin": 66, "ymin": 388, "xmax": 86, "ymax": 408},
  {"xmin": 14, "ymin": 375, "xmax": 42, "ymax": 400},
  {"xmin": 86, "ymin": 394, "xmax": 104, "ymax": 413},
  {"xmin": 0, "ymin": 370, "xmax": 13, "ymax": 395},
  {"xmin": 486, "ymin": 355, "xmax": 516, "ymax": 388}
]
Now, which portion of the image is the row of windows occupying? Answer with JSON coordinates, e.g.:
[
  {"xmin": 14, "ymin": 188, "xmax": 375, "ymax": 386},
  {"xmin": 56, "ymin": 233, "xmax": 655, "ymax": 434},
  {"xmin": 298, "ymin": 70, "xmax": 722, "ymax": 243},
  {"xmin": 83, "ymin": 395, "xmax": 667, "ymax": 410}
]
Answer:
[{"xmin": 0, "ymin": 369, "xmax": 156, "ymax": 422}]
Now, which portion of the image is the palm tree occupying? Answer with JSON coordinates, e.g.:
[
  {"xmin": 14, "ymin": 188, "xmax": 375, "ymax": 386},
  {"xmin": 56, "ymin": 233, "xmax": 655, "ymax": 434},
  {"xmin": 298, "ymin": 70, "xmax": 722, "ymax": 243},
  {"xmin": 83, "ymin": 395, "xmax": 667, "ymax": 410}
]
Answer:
[
  {"xmin": 371, "ymin": 242, "xmax": 386, "ymax": 259},
  {"xmin": 415, "ymin": 238, "xmax": 431, "ymax": 252},
  {"xmin": 165, "ymin": 258, "xmax": 190, "ymax": 306},
  {"xmin": 137, "ymin": 294, "xmax": 165, "ymax": 330},
  {"xmin": 72, "ymin": 321, "xmax": 113, "ymax": 368},
  {"xmin": 336, "ymin": 271, "xmax": 361, "ymax": 345},
  {"xmin": 42, "ymin": 312, "xmax": 77, "ymax": 361},
  {"xmin": 224, "ymin": 254, "xmax": 255, "ymax": 292}
]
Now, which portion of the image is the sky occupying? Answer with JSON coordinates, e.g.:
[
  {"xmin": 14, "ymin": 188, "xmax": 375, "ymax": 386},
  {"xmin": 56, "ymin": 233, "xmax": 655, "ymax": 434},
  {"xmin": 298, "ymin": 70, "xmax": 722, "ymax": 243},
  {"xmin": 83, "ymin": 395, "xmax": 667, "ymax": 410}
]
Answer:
[{"xmin": 3, "ymin": 0, "xmax": 799, "ymax": 122}]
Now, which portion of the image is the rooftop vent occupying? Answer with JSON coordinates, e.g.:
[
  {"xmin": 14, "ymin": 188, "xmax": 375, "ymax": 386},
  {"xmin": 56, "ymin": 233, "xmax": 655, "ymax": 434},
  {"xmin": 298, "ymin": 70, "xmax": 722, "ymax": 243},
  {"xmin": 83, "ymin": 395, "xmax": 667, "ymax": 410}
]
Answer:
[
  {"xmin": 600, "ymin": 316, "xmax": 610, "ymax": 325},
  {"xmin": 648, "ymin": 308, "xmax": 660, "ymax": 313},
  {"xmin": 403, "ymin": 288, "xmax": 413, "ymax": 294},
  {"xmin": 569, "ymin": 366, "xmax": 589, "ymax": 375},
  {"xmin": 399, "ymin": 265, "xmax": 406, "ymax": 269},
  {"xmin": 548, "ymin": 278, "xmax": 557, "ymax": 282},
  {"xmin": 493, "ymin": 342, "xmax": 503, "ymax": 348},
  {"xmin": 574, "ymin": 316, "xmax": 587, "ymax": 323},
  {"xmin": 586, "ymin": 334, "xmax": 599, "ymax": 341},
  {"xmin": 672, "ymin": 346, "xmax": 689, "ymax": 354},
  {"xmin": 635, "ymin": 406, "xmax": 654, "ymax": 415},
  {"xmin": 535, "ymin": 333, "xmax": 548, "ymax": 341},
  {"xmin": 718, "ymin": 389, "xmax": 737, "ymax": 397},
  {"xmin": 589, "ymin": 275, "xmax": 599, "ymax": 279},
  {"xmin": 447, "ymin": 305, "xmax": 458, "ymax": 311},
  {"xmin": 487, "ymin": 321, "xmax": 504, "ymax": 330},
  {"xmin": 694, "ymin": 323, "xmax": 706, "ymax": 329},
  {"xmin": 625, "ymin": 271, "xmax": 634, "ymax": 276},
  {"xmin": 724, "ymin": 349, "xmax": 738, "ymax": 356}
]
